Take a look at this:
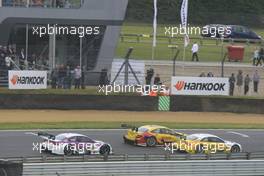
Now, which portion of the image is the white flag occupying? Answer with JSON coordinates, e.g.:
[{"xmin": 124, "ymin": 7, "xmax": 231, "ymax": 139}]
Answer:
[
  {"xmin": 153, "ymin": 0, "xmax": 158, "ymax": 47},
  {"xmin": 181, "ymin": 0, "xmax": 189, "ymax": 47}
]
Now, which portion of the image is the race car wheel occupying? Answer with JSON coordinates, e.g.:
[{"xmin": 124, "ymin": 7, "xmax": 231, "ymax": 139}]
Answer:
[
  {"xmin": 40, "ymin": 145, "xmax": 49, "ymax": 153},
  {"xmin": 123, "ymin": 137, "xmax": 128, "ymax": 144},
  {"xmin": 195, "ymin": 144, "xmax": 204, "ymax": 154},
  {"xmin": 99, "ymin": 144, "xmax": 111, "ymax": 155},
  {"xmin": 231, "ymin": 145, "xmax": 241, "ymax": 153},
  {"xmin": 64, "ymin": 145, "xmax": 73, "ymax": 156},
  {"xmin": 146, "ymin": 137, "xmax": 157, "ymax": 147}
]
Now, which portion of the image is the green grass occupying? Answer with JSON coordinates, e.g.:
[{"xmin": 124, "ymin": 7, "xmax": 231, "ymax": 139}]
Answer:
[
  {"xmin": 116, "ymin": 23, "xmax": 264, "ymax": 62},
  {"xmin": 0, "ymin": 121, "xmax": 263, "ymax": 130}
]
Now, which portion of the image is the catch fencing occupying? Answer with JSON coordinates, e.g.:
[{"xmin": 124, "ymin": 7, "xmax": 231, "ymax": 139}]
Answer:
[
  {"xmin": 23, "ymin": 160, "xmax": 264, "ymax": 176},
  {"xmin": 3, "ymin": 152, "xmax": 264, "ymax": 163}
]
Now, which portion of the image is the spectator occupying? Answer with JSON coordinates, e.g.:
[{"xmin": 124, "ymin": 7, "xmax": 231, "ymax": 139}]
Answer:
[
  {"xmin": 256, "ymin": 48, "xmax": 264, "ymax": 66},
  {"xmin": 5, "ymin": 56, "xmax": 12, "ymax": 70},
  {"xmin": 28, "ymin": 53, "xmax": 37, "ymax": 69},
  {"xmin": 74, "ymin": 65, "xmax": 82, "ymax": 89},
  {"xmin": 207, "ymin": 72, "xmax": 214, "ymax": 77},
  {"xmin": 65, "ymin": 65, "xmax": 72, "ymax": 89},
  {"xmin": 32, "ymin": 0, "xmax": 43, "ymax": 7},
  {"xmin": 154, "ymin": 74, "xmax": 161, "ymax": 85},
  {"xmin": 253, "ymin": 47, "xmax": 259, "ymax": 66},
  {"xmin": 56, "ymin": 0, "xmax": 64, "ymax": 8},
  {"xmin": 19, "ymin": 48, "xmax": 25, "ymax": 70},
  {"xmin": 81, "ymin": 66, "xmax": 85, "ymax": 89},
  {"xmin": 64, "ymin": 0, "xmax": 71, "ymax": 8},
  {"xmin": 199, "ymin": 72, "xmax": 206, "ymax": 77},
  {"xmin": 229, "ymin": 73, "xmax": 236, "ymax": 96},
  {"xmin": 253, "ymin": 70, "xmax": 260, "ymax": 93},
  {"xmin": 145, "ymin": 68, "xmax": 154, "ymax": 86},
  {"xmin": 51, "ymin": 66, "xmax": 58, "ymax": 89},
  {"xmin": 99, "ymin": 68, "xmax": 108, "ymax": 86},
  {"xmin": 236, "ymin": 70, "xmax": 243, "ymax": 95},
  {"xmin": 244, "ymin": 74, "xmax": 251, "ymax": 95},
  {"xmin": 0, "ymin": 53, "xmax": 5, "ymax": 68},
  {"xmin": 57, "ymin": 64, "xmax": 66, "ymax": 89},
  {"xmin": 191, "ymin": 42, "xmax": 199, "ymax": 62}
]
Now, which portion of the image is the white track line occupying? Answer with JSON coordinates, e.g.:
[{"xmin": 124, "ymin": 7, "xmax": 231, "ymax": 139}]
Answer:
[{"xmin": 227, "ymin": 131, "xmax": 249, "ymax": 138}]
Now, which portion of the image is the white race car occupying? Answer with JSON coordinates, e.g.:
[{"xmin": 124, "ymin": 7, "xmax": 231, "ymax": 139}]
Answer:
[
  {"xmin": 176, "ymin": 133, "xmax": 242, "ymax": 154},
  {"xmin": 36, "ymin": 132, "xmax": 113, "ymax": 156}
]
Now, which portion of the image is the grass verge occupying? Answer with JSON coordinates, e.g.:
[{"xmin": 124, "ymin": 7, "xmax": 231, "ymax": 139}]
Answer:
[
  {"xmin": 0, "ymin": 122, "xmax": 264, "ymax": 130},
  {"xmin": 116, "ymin": 23, "xmax": 264, "ymax": 62}
]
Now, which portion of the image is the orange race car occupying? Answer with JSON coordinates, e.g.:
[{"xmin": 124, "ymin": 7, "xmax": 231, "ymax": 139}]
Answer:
[{"xmin": 123, "ymin": 125, "xmax": 186, "ymax": 147}]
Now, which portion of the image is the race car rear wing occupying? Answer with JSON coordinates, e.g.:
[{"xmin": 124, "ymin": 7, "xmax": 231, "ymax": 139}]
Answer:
[
  {"xmin": 121, "ymin": 124, "xmax": 138, "ymax": 132},
  {"xmin": 25, "ymin": 132, "xmax": 56, "ymax": 140},
  {"xmin": 37, "ymin": 132, "xmax": 55, "ymax": 140}
]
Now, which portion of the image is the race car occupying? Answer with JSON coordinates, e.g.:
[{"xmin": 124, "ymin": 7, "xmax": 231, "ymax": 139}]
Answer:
[
  {"xmin": 36, "ymin": 132, "xmax": 112, "ymax": 156},
  {"xmin": 123, "ymin": 125, "xmax": 186, "ymax": 147},
  {"xmin": 201, "ymin": 24, "xmax": 262, "ymax": 40},
  {"xmin": 173, "ymin": 133, "xmax": 242, "ymax": 154}
]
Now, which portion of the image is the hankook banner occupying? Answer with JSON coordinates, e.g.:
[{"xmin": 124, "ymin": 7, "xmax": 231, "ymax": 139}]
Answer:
[
  {"xmin": 171, "ymin": 76, "xmax": 229, "ymax": 96},
  {"xmin": 8, "ymin": 70, "xmax": 47, "ymax": 89}
]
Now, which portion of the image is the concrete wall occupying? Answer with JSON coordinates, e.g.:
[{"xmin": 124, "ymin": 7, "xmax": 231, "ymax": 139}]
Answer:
[
  {"xmin": 0, "ymin": 94, "xmax": 158, "ymax": 111},
  {"xmin": 170, "ymin": 95, "xmax": 264, "ymax": 114}
]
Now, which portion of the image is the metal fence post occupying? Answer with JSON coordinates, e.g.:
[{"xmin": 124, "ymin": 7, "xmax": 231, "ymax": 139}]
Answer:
[
  {"xmin": 144, "ymin": 154, "xmax": 149, "ymax": 161},
  {"xmin": 247, "ymin": 152, "xmax": 251, "ymax": 160}
]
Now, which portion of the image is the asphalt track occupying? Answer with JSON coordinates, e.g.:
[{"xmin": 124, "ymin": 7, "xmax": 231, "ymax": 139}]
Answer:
[{"xmin": 0, "ymin": 129, "xmax": 264, "ymax": 158}]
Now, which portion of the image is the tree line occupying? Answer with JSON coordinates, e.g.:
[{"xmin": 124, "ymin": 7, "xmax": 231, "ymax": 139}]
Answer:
[{"xmin": 126, "ymin": 0, "xmax": 264, "ymax": 27}]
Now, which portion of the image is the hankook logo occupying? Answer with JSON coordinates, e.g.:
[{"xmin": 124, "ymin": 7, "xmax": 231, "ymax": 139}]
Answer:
[
  {"xmin": 11, "ymin": 75, "xmax": 19, "ymax": 85},
  {"xmin": 175, "ymin": 81, "xmax": 226, "ymax": 91},
  {"xmin": 10, "ymin": 75, "xmax": 45, "ymax": 85},
  {"xmin": 175, "ymin": 81, "xmax": 185, "ymax": 91}
]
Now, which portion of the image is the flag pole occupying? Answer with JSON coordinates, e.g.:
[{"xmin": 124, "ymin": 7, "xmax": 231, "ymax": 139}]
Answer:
[
  {"xmin": 151, "ymin": 45, "xmax": 155, "ymax": 68},
  {"xmin": 152, "ymin": 0, "xmax": 157, "ymax": 68},
  {"xmin": 183, "ymin": 39, "xmax": 186, "ymax": 73},
  {"xmin": 181, "ymin": 0, "xmax": 189, "ymax": 74}
]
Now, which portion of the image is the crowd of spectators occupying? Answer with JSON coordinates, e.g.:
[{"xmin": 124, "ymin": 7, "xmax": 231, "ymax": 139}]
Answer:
[
  {"xmin": 50, "ymin": 65, "xmax": 85, "ymax": 89},
  {"xmin": 229, "ymin": 70, "xmax": 260, "ymax": 96},
  {"xmin": 198, "ymin": 70, "xmax": 261, "ymax": 96},
  {"xmin": 0, "ymin": 45, "xmax": 49, "ymax": 71},
  {"xmin": 199, "ymin": 72, "xmax": 214, "ymax": 77}
]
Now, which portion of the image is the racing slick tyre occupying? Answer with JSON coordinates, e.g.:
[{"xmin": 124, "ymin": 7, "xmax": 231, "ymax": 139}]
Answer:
[
  {"xmin": 99, "ymin": 144, "xmax": 111, "ymax": 155},
  {"xmin": 195, "ymin": 144, "xmax": 204, "ymax": 154},
  {"xmin": 40, "ymin": 145, "xmax": 49, "ymax": 153},
  {"xmin": 64, "ymin": 145, "xmax": 74, "ymax": 156},
  {"xmin": 230, "ymin": 145, "xmax": 241, "ymax": 153},
  {"xmin": 146, "ymin": 137, "xmax": 157, "ymax": 147},
  {"xmin": 123, "ymin": 137, "xmax": 128, "ymax": 144}
]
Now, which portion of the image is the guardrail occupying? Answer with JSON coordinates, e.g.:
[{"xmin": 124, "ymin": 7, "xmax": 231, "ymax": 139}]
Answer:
[
  {"xmin": 2, "ymin": 152, "xmax": 264, "ymax": 163},
  {"xmin": 22, "ymin": 160, "xmax": 264, "ymax": 176}
]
